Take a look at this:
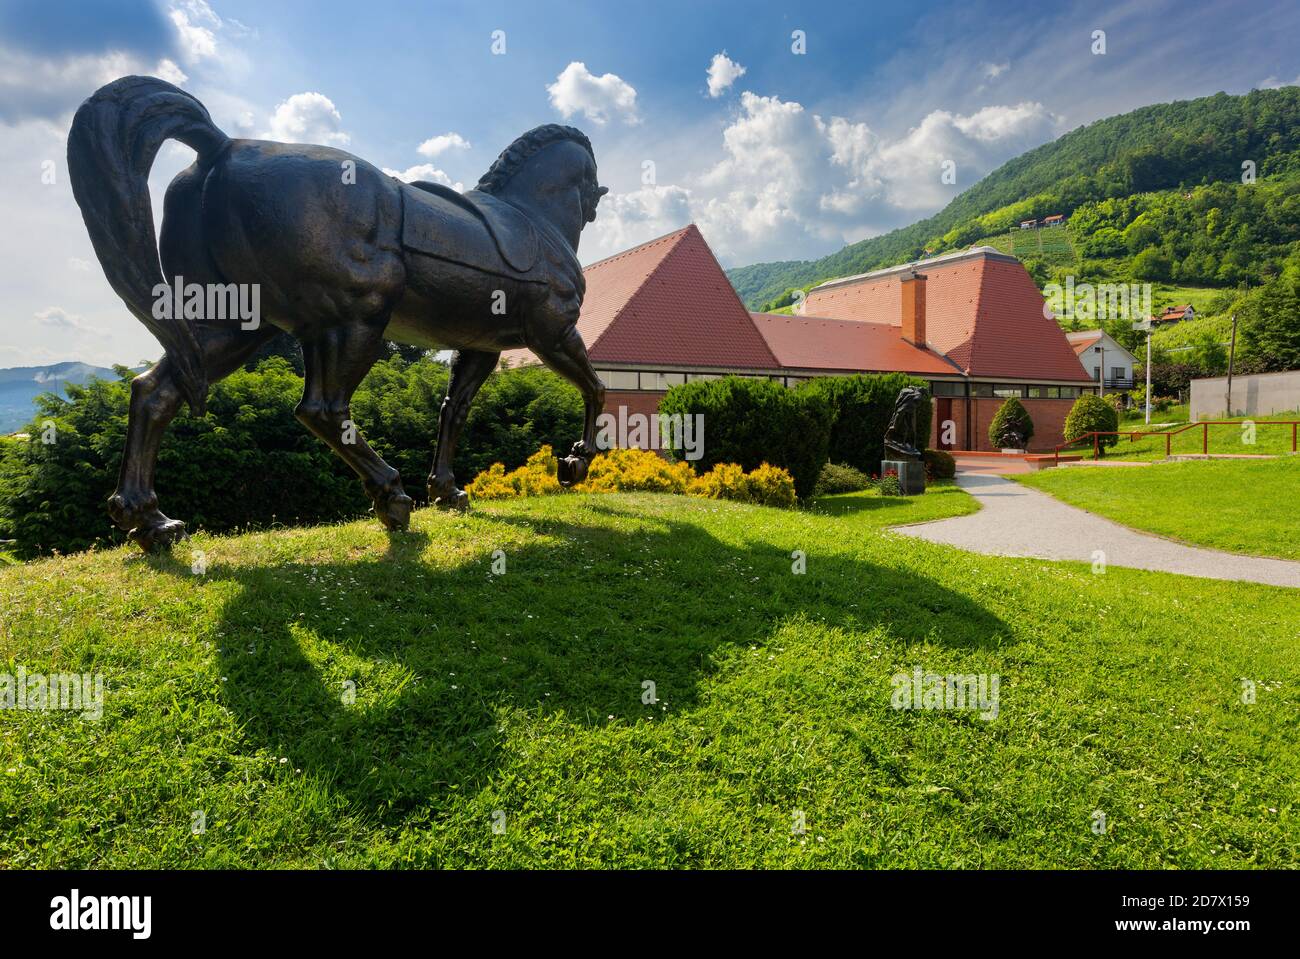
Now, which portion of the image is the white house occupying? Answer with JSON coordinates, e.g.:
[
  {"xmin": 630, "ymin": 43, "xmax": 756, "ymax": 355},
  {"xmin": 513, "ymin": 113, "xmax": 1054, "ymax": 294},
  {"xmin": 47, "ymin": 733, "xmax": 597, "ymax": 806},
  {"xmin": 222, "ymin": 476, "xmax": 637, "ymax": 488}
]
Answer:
[{"xmin": 1066, "ymin": 329, "xmax": 1137, "ymax": 392}]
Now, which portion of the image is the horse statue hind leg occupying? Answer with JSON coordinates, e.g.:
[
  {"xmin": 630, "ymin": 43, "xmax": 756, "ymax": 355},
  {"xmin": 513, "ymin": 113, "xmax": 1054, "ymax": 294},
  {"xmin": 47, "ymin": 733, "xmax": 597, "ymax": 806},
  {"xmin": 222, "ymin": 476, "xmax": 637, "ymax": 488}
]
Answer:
[{"xmin": 295, "ymin": 320, "xmax": 414, "ymax": 531}]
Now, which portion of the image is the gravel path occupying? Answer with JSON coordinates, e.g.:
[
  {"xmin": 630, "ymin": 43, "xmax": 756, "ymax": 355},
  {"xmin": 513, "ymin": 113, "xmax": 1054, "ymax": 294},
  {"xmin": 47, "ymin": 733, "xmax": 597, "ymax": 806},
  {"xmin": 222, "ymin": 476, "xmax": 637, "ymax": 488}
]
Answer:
[{"xmin": 894, "ymin": 472, "xmax": 1300, "ymax": 588}]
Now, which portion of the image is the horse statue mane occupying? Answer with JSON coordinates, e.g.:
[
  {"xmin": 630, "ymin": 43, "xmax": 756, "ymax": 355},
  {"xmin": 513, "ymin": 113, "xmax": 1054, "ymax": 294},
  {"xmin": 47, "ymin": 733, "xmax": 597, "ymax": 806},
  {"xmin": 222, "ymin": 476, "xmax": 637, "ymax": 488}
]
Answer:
[{"xmin": 476, "ymin": 124, "xmax": 595, "ymax": 195}]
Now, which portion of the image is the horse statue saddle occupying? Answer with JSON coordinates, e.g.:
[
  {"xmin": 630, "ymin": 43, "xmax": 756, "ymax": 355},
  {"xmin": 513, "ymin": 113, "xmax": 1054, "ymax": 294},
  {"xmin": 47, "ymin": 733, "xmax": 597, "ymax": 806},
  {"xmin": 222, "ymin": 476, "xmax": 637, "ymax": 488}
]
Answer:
[{"xmin": 400, "ymin": 180, "xmax": 539, "ymax": 277}]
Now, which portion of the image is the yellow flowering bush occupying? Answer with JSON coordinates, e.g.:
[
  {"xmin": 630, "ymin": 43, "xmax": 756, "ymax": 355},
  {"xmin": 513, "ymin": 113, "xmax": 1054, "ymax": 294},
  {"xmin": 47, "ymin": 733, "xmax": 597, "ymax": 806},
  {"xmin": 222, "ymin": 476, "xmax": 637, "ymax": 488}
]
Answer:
[
  {"xmin": 689, "ymin": 462, "xmax": 796, "ymax": 507},
  {"xmin": 578, "ymin": 447, "xmax": 694, "ymax": 494},
  {"xmin": 687, "ymin": 462, "xmax": 746, "ymax": 500},
  {"xmin": 464, "ymin": 446, "xmax": 563, "ymax": 500},
  {"xmin": 464, "ymin": 446, "xmax": 797, "ymax": 509},
  {"xmin": 742, "ymin": 462, "xmax": 798, "ymax": 508}
]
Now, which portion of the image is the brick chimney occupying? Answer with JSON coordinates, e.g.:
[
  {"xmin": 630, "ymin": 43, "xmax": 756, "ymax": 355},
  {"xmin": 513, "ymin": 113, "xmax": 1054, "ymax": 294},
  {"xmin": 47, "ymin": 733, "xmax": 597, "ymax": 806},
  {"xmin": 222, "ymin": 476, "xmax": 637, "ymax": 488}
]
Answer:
[{"xmin": 900, "ymin": 269, "xmax": 927, "ymax": 346}]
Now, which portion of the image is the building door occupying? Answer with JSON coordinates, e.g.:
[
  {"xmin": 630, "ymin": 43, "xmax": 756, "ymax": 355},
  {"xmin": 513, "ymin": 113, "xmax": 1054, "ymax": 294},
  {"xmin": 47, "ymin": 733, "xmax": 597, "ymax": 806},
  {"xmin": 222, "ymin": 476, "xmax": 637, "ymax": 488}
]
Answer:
[{"xmin": 936, "ymin": 398, "xmax": 955, "ymax": 450}]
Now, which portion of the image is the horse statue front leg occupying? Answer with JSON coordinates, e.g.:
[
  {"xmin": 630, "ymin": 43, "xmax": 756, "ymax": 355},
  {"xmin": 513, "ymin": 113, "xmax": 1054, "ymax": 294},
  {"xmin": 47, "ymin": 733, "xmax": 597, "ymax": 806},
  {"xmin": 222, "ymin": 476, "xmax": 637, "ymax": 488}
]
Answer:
[
  {"xmin": 535, "ymin": 325, "xmax": 606, "ymax": 487},
  {"xmin": 428, "ymin": 349, "xmax": 500, "ymax": 510}
]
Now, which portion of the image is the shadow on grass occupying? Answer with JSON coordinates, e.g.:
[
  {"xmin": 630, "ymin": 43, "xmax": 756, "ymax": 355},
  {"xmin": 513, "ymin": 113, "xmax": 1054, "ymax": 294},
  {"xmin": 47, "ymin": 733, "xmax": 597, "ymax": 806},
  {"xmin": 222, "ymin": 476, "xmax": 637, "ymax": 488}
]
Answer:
[{"xmin": 145, "ymin": 497, "xmax": 1009, "ymax": 821}]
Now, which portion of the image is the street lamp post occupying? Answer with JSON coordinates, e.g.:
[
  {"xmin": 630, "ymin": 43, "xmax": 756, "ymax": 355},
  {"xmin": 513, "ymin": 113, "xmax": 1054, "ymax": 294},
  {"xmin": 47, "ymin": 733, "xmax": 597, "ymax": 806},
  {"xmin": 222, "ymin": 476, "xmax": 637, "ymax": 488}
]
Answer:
[
  {"xmin": 1093, "ymin": 344, "xmax": 1105, "ymax": 397},
  {"xmin": 1132, "ymin": 318, "xmax": 1153, "ymax": 425}
]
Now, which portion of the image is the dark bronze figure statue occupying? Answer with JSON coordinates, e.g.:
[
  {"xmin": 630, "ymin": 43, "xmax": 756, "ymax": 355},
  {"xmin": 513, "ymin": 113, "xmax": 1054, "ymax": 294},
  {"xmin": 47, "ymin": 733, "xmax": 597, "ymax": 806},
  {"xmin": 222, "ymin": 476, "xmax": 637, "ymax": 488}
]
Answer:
[
  {"xmin": 68, "ymin": 76, "xmax": 607, "ymax": 551},
  {"xmin": 883, "ymin": 386, "xmax": 927, "ymax": 462}
]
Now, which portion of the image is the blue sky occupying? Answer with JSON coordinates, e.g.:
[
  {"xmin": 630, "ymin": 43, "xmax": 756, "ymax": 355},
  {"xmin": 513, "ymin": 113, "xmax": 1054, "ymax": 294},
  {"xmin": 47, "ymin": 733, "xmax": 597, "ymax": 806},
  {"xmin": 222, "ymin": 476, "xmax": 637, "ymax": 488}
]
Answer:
[{"xmin": 2, "ymin": 0, "xmax": 1298, "ymax": 366}]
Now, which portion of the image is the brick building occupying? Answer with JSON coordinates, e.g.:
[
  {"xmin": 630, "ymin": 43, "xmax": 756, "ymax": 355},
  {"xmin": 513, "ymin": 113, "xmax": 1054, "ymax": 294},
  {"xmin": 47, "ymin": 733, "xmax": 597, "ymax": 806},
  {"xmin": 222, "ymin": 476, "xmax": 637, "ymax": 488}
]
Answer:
[{"xmin": 503, "ymin": 226, "xmax": 1094, "ymax": 452}]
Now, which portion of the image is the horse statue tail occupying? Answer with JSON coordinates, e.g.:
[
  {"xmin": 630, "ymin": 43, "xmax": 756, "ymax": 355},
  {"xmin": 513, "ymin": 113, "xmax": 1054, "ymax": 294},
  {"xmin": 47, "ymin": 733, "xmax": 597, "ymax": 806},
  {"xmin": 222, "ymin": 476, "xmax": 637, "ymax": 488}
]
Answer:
[{"xmin": 67, "ymin": 76, "xmax": 230, "ymax": 415}]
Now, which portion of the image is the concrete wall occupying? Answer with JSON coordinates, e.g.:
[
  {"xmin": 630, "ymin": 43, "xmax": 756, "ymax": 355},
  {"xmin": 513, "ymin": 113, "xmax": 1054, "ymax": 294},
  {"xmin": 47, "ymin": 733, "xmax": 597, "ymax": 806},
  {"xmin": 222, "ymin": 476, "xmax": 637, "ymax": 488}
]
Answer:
[{"xmin": 1191, "ymin": 370, "xmax": 1300, "ymax": 420}]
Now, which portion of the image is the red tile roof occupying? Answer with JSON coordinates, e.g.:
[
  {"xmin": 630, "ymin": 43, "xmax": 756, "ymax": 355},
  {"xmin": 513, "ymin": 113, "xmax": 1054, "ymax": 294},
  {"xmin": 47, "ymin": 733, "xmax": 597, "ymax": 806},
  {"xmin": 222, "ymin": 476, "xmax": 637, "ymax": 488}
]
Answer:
[
  {"xmin": 1152, "ymin": 304, "xmax": 1191, "ymax": 322},
  {"xmin": 501, "ymin": 224, "xmax": 778, "ymax": 370},
  {"xmin": 750, "ymin": 313, "xmax": 960, "ymax": 376},
  {"xmin": 801, "ymin": 248, "xmax": 1093, "ymax": 382},
  {"xmin": 1068, "ymin": 334, "xmax": 1103, "ymax": 357}
]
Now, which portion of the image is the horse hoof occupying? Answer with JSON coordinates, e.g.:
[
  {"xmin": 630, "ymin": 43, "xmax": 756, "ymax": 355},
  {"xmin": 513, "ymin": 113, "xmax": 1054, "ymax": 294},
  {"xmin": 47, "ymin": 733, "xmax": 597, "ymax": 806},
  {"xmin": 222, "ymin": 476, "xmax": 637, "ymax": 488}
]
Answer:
[
  {"xmin": 557, "ymin": 455, "xmax": 588, "ymax": 487},
  {"xmin": 130, "ymin": 518, "xmax": 188, "ymax": 554},
  {"xmin": 434, "ymin": 489, "xmax": 469, "ymax": 512},
  {"xmin": 376, "ymin": 492, "xmax": 413, "ymax": 531}
]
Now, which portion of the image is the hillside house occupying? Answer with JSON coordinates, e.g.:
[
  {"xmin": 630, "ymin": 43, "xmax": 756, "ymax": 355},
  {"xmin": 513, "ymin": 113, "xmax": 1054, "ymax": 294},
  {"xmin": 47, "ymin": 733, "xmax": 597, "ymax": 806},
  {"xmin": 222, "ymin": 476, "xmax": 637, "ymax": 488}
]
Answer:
[
  {"xmin": 1066, "ymin": 330, "xmax": 1137, "ymax": 392},
  {"xmin": 1151, "ymin": 304, "xmax": 1195, "ymax": 325},
  {"xmin": 1042, "ymin": 214, "xmax": 1066, "ymax": 227}
]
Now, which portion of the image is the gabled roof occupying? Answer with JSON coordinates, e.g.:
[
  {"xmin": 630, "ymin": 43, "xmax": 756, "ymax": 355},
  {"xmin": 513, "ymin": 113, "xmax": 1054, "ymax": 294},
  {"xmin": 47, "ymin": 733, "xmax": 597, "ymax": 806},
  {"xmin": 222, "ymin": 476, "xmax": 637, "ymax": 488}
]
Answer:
[
  {"xmin": 1067, "ymin": 329, "xmax": 1138, "ymax": 363},
  {"xmin": 501, "ymin": 224, "xmax": 778, "ymax": 370},
  {"xmin": 750, "ymin": 313, "xmax": 960, "ymax": 376},
  {"xmin": 801, "ymin": 247, "xmax": 1093, "ymax": 382}
]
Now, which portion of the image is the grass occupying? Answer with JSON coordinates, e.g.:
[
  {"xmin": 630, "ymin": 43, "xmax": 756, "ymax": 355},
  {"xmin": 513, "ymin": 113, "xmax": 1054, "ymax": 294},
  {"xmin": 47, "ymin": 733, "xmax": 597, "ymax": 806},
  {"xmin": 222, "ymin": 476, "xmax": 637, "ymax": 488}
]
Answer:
[
  {"xmin": 1018, "ymin": 457, "xmax": 1300, "ymax": 561},
  {"xmin": 1064, "ymin": 412, "xmax": 1299, "ymax": 462},
  {"xmin": 1, "ymin": 483, "xmax": 1297, "ymax": 868}
]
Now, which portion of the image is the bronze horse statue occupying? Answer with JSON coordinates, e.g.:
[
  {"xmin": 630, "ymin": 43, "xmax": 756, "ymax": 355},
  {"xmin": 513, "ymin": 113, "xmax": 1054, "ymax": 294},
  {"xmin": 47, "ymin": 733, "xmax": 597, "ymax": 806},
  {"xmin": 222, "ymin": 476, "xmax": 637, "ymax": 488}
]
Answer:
[{"xmin": 68, "ymin": 76, "xmax": 608, "ymax": 551}]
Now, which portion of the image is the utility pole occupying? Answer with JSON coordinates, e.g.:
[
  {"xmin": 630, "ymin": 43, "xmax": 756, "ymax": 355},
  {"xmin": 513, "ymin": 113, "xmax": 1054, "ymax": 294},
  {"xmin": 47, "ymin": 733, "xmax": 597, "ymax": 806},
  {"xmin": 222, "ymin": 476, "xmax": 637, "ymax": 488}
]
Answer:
[
  {"xmin": 1224, "ymin": 312, "xmax": 1238, "ymax": 417},
  {"xmin": 1132, "ymin": 317, "xmax": 1153, "ymax": 424}
]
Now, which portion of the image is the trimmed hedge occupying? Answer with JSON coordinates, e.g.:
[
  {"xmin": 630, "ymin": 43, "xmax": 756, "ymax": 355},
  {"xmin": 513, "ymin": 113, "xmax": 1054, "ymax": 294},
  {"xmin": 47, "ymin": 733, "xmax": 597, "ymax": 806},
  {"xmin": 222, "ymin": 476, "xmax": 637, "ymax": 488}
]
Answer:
[
  {"xmin": 1064, "ymin": 394, "xmax": 1120, "ymax": 453},
  {"xmin": 0, "ymin": 357, "xmax": 584, "ymax": 557},
  {"xmin": 923, "ymin": 448, "xmax": 956, "ymax": 479},
  {"xmin": 988, "ymin": 397, "xmax": 1035, "ymax": 449},
  {"xmin": 797, "ymin": 373, "xmax": 931, "ymax": 473},
  {"xmin": 658, "ymin": 376, "xmax": 832, "ymax": 499}
]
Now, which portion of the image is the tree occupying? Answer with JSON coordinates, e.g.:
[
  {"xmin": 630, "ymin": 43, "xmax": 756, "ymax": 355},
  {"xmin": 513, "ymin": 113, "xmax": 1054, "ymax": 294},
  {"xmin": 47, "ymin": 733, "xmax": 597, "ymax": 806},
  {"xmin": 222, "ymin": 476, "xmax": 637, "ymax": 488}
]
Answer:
[
  {"xmin": 1240, "ymin": 274, "xmax": 1300, "ymax": 372},
  {"xmin": 988, "ymin": 397, "xmax": 1035, "ymax": 449},
  {"xmin": 1131, "ymin": 246, "xmax": 1172, "ymax": 281},
  {"xmin": 1064, "ymin": 394, "xmax": 1119, "ymax": 455}
]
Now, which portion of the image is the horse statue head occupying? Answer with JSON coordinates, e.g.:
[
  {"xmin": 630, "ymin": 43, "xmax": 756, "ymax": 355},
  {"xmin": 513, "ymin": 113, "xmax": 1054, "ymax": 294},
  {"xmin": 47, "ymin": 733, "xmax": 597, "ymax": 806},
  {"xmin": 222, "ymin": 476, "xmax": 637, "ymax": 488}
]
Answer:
[{"xmin": 475, "ymin": 124, "xmax": 608, "ymax": 252}]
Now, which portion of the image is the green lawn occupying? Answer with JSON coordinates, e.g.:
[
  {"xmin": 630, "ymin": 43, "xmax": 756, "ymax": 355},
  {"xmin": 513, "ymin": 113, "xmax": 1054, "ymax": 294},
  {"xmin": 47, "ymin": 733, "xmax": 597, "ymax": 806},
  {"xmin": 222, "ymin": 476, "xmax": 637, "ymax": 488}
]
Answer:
[
  {"xmin": 1066, "ymin": 412, "xmax": 1299, "ymax": 462},
  {"xmin": 1, "ymin": 484, "xmax": 1297, "ymax": 868},
  {"xmin": 1019, "ymin": 456, "xmax": 1300, "ymax": 561}
]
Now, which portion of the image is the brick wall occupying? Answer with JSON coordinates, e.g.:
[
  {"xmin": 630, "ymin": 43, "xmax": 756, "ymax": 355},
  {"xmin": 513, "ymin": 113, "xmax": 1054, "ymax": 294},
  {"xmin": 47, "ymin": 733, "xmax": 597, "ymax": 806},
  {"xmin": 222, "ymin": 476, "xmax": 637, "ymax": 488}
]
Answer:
[{"xmin": 602, "ymin": 389, "xmax": 1077, "ymax": 454}]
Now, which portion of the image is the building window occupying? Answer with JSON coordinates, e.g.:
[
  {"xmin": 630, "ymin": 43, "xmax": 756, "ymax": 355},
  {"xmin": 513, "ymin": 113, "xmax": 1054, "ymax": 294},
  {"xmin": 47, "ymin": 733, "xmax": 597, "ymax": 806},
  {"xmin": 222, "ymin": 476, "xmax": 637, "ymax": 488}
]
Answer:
[
  {"xmin": 1059, "ymin": 386, "xmax": 1082, "ymax": 398},
  {"xmin": 604, "ymin": 370, "xmax": 639, "ymax": 390},
  {"xmin": 686, "ymin": 373, "xmax": 719, "ymax": 383},
  {"xmin": 1045, "ymin": 387, "xmax": 1061, "ymax": 398},
  {"xmin": 638, "ymin": 371, "xmax": 686, "ymax": 391},
  {"xmin": 931, "ymin": 381, "xmax": 965, "ymax": 396},
  {"xmin": 1112, "ymin": 367, "xmax": 1125, "ymax": 381},
  {"xmin": 971, "ymin": 383, "xmax": 994, "ymax": 397},
  {"xmin": 1027, "ymin": 387, "xmax": 1044, "ymax": 398},
  {"xmin": 994, "ymin": 385, "xmax": 1026, "ymax": 398}
]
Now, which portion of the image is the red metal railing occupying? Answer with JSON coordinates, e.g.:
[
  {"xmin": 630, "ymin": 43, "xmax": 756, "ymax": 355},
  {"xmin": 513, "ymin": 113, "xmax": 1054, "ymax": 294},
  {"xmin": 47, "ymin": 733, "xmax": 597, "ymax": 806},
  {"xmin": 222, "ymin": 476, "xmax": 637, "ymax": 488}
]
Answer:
[{"xmin": 1051, "ymin": 420, "xmax": 1300, "ymax": 465}]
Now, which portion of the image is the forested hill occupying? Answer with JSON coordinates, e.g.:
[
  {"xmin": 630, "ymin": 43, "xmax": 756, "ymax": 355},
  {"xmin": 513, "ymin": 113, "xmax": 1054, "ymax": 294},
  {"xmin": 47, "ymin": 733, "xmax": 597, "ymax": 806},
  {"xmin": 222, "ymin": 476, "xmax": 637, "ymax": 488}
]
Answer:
[{"xmin": 727, "ymin": 87, "xmax": 1300, "ymax": 310}]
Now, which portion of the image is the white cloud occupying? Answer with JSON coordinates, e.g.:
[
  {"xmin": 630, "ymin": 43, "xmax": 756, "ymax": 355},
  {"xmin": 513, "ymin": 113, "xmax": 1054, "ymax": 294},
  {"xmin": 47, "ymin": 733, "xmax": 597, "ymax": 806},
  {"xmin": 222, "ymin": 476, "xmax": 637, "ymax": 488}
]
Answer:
[
  {"xmin": 1258, "ymin": 75, "xmax": 1300, "ymax": 89},
  {"xmin": 155, "ymin": 58, "xmax": 189, "ymax": 85},
  {"xmin": 547, "ymin": 61, "xmax": 639, "ymax": 125},
  {"xmin": 35, "ymin": 306, "xmax": 107, "ymax": 338},
  {"xmin": 169, "ymin": 6, "xmax": 219, "ymax": 63},
  {"xmin": 982, "ymin": 60, "xmax": 1010, "ymax": 80},
  {"xmin": 417, "ymin": 132, "xmax": 470, "ymax": 158},
  {"xmin": 589, "ymin": 184, "xmax": 693, "ymax": 255},
  {"xmin": 706, "ymin": 52, "xmax": 746, "ymax": 97},
  {"xmin": 584, "ymin": 90, "xmax": 1059, "ymax": 265},
  {"xmin": 382, "ymin": 164, "xmax": 463, "ymax": 192},
  {"xmin": 267, "ymin": 92, "xmax": 350, "ymax": 145}
]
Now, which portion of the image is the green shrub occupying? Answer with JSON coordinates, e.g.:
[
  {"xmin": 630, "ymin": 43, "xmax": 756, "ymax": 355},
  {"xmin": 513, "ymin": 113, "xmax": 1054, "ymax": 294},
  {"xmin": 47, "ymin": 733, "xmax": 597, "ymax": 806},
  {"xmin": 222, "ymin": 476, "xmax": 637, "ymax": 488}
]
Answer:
[
  {"xmin": 659, "ymin": 376, "xmax": 832, "ymax": 499},
  {"xmin": 814, "ymin": 461, "xmax": 872, "ymax": 495},
  {"xmin": 879, "ymin": 469, "xmax": 902, "ymax": 496},
  {"xmin": 1064, "ymin": 394, "xmax": 1120, "ymax": 454},
  {"xmin": 988, "ymin": 397, "xmax": 1035, "ymax": 449},
  {"xmin": 797, "ymin": 373, "xmax": 931, "ymax": 473},
  {"xmin": 922, "ymin": 449, "xmax": 956, "ymax": 479},
  {"xmin": 0, "ymin": 357, "xmax": 584, "ymax": 557}
]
